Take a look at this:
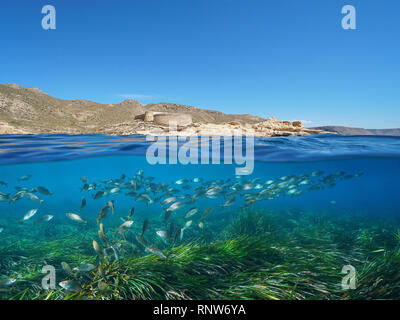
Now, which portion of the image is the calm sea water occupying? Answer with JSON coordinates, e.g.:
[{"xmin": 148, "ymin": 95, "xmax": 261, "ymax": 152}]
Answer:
[{"xmin": 0, "ymin": 134, "xmax": 399, "ymax": 219}]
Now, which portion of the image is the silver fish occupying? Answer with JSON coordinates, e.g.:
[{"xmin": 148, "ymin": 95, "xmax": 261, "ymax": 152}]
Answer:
[
  {"xmin": 162, "ymin": 196, "xmax": 177, "ymax": 206},
  {"xmin": 65, "ymin": 213, "xmax": 87, "ymax": 224},
  {"xmin": 73, "ymin": 264, "xmax": 96, "ymax": 273},
  {"xmin": 116, "ymin": 220, "xmax": 134, "ymax": 240},
  {"xmin": 20, "ymin": 209, "xmax": 38, "ymax": 223},
  {"xmin": 184, "ymin": 207, "xmax": 198, "ymax": 219},
  {"xmin": 146, "ymin": 247, "xmax": 167, "ymax": 259},
  {"xmin": 23, "ymin": 192, "xmax": 44, "ymax": 204},
  {"xmin": 166, "ymin": 202, "xmax": 185, "ymax": 212},
  {"xmin": 59, "ymin": 280, "xmax": 81, "ymax": 292},
  {"xmin": 34, "ymin": 215, "xmax": 54, "ymax": 224},
  {"xmin": 0, "ymin": 278, "xmax": 16, "ymax": 288},
  {"xmin": 156, "ymin": 230, "xmax": 168, "ymax": 243}
]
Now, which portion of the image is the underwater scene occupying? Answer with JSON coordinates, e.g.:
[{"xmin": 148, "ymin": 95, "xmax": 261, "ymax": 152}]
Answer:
[{"xmin": 1, "ymin": 133, "xmax": 400, "ymax": 300}]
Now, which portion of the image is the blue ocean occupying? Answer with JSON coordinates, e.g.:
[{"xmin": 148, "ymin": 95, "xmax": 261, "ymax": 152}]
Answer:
[{"xmin": 0, "ymin": 133, "xmax": 400, "ymax": 299}]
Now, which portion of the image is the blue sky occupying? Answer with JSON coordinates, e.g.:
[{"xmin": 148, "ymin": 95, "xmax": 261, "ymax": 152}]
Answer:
[{"xmin": 0, "ymin": 0, "xmax": 399, "ymax": 128}]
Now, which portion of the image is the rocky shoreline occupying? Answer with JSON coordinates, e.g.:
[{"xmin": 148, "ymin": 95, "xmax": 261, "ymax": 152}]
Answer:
[
  {"xmin": 0, "ymin": 116, "xmax": 329, "ymax": 137},
  {"xmin": 109, "ymin": 116, "xmax": 328, "ymax": 137},
  {"xmin": 0, "ymin": 83, "xmax": 331, "ymax": 137}
]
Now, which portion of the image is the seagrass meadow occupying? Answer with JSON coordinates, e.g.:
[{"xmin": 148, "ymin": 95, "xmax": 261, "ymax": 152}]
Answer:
[
  {"xmin": 1, "ymin": 209, "xmax": 400, "ymax": 300},
  {"xmin": 1, "ymin": 134, "xmax": 400, "ymax": 300}
]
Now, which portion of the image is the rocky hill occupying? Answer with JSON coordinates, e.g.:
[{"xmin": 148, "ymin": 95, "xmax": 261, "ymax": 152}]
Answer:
[
  {"xmin": 145, "ymin": 103, "xmax": 264, "ymax": 124},
  {"xmin": 311, "ymin": 126, "xmax": 400, "ymax": 136},
  {"xmin": 0, "ymin": 84, "xmax": 145, "ymax": 134},
  {"xmin": 0, "ymin": 84, "xmax": 327, "ymax": 137}
]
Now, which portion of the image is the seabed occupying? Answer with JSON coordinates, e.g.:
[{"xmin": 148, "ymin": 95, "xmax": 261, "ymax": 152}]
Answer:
[{"xmin": 1, "ymin": 208, "xmax": 400, "ymax": 300}]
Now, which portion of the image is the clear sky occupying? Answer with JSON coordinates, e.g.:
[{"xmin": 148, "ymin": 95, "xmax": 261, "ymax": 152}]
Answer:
[{"xmin": 0, "ymin": 0, "xmax": 399, "ymax": 128}]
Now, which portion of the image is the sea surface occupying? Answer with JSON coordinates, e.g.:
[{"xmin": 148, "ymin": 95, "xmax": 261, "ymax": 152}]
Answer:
[{"xmin": 0, "ymin": 133, "xmax": 400, "ymax": 300}]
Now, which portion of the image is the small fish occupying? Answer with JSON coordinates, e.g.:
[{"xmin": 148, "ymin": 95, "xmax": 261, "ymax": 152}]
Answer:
[
  {"xmin": 191, "ymin": 190, "xmax": 205, "ymax": 202},
  {"xmin": 222, "ymin": 197, "xmax": 235, "ymax": 207},
  {"xmin": 184, "ymin": 207, "xmax": 198, "ymax": 219},
  {"xmin": 0, "ymin": 227, "xmax": 3, "ymax": 234},
  {"xmin": 9, "ymin": 191, "xmax": 25, "ymax": 202},
  {"xmin": 136, "ymin": 193, "xmax": 153, "ymax": 204},
  {"xmin": 98, "ymin": 223, "xmax": 108, "ymax": 245},
  {"xmin": 36, "ymin": 186, "xmax": 53, "ymax": 196},
  {"xmin": 0, "ymin": 193, "xmax": 10, "ymax": 202},
  {"xmin": 166, "ymin": 202, "xmax": 185, "ymax": 212},
  {"xmin": 0, "ymin": 278, "xmax": 16, "ymax": 288},
  {"xmin": 73, "ymin": 264, "xmax": 96, "ymax": 273},
  {"xmin": 0, "ymin": 180, "xmax": 8, "ymax": 186},
  {"xmin": 98, "ymin": 281, "xmax": 108, "ymax": 291},
  {"xmin": 66, "ymin": 213, "xmax": 88, "ymax": 224},
  {"xmin": 23, "ymin": 192, "xmax": 44, "ymax": 204},
  {"xmin": 96, "ymin": 201, "xmax": 114, "ymax": 223},
  {"xmin": 136, "ymin": 235, "xmax": 147, "ymax": 248},
  {"xmin": 146, "ymin": 247, "xmax": 167, "ymax": 259},
  {"xmin": 181, "ymin": 220, "xmax": 193, "ymax": 241},
  {"xmin": 106, "ymin": 200, "xmax": 115, "ymax": 215},
  {"xmin": 34, "ymin": 215, "xmax": 54, "ymax": 224},
  {"xmin": 175, "ymin": 179, "xmax": 188, "ymax": 185},
  {"xmin": 115, "ymin": 220, "xmax": 134, "ymax": 240},
  {"xmin": 162, "ymin": 196, "xmax": 177, "ymax": 206},
  {"xmin": 93, "ymin": 190, "xmax": 105, "ymax": 200},
  {"xmin": 93, "ymin": 240, "xmax": 103, "ymax": 256},
  {"xmin": 109, "ymin": 187, "xmax": 120, "ymax": 195},
  {"xmin": 79, "ymin": 197, "xmax": 86, "ymax": 211},
  {"xmin": 173, "ymin": 227, "xmax": 182, "ymax": 243},
  {"xmin": 61, "ymin": 262, "xmax": 76, "ymax": 278},
  {"xmin": 18, "ymin": 175, "xmax": 31, "ymax": 182},
  {"xmin": 198, "ymin": 221, "xmax": 204, "ymax": 229},
  {"xmin": 156, "ymin": 230, "xmax": 168, "ymax": 243},
  {"xmin": 110, "ymin": 246, "xmax": 119, "ymax": 261},
  {"xmin": 59, "ymin": 280, "xmax": 81, "ymax": 292},
  {"xmin": 126, "ymin": 206, "xmax": 135, "ymax": 220},
  {"xmin": 19, "ymin": 209, "xmax": 38, "ymax": 223},
  {"xmin": 81, "ymin": 176, "xmax": 88, "ymax": 183},
  {"xmin": 200, "ymin": 208, "xmax": 213, "ymax": 220},
  {"xmin": 311, "ymin": 171, "xmax": 324, "ymax": 177},
  {"xmin": 141, "ymin": 219, "xmax": 149, "ymax": 237}
]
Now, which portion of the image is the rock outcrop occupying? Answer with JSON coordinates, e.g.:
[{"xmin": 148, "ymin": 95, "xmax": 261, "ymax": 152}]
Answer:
[
  {"xmin": 153, "ymin": 113, "xmax": 193, "ymax": 127},
  {"xmin": 135, "ymin": 116, "xmax": 327, "ymax": 137}
]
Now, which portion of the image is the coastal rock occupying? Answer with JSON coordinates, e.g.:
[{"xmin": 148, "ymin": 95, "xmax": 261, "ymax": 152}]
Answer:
[
  {"xmin": 136, "ymin": 119, "xmax": 329, "ymax": 137},
  {"xmin": 144, "ymin": 111, "xmax": 154, "ymax": 122},
  {"xmin": 153, "ymin": 113, "xmax": 193, "ymax": 127}
]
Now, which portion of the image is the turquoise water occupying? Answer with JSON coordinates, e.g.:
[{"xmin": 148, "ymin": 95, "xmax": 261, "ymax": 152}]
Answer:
[
  {"xmin": 1, "ymin": 134, "xmax": 399, "ymax": 219},
  {"xmin": 0, "ymin": 155, "xmax": 399, "ymax": 219},
  {"xmin": 1, "ymin": 134, "xmax": 400, "ymax": 299}
]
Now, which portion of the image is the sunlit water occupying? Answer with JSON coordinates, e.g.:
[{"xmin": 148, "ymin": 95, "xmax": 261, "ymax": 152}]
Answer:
[{"xmin": 1, "ymin": 134, "xmax": 399, "ymax": 218}]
